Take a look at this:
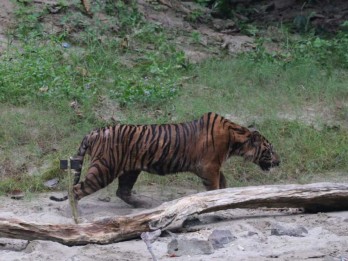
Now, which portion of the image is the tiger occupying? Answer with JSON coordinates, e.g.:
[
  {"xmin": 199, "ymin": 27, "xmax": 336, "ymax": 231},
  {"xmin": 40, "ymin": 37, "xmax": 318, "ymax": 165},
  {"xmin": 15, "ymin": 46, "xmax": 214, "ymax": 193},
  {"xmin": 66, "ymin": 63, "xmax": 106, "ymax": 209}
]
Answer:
[{"xmin": 50, "ymin": 112, "xmax": 280, "ymax": 207}]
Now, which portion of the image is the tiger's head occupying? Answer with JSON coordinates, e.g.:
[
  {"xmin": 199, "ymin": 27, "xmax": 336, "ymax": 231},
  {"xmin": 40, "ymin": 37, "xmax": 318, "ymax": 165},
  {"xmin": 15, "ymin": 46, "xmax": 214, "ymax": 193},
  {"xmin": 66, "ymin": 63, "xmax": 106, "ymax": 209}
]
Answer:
[{"xmin": 242, "ymin": 130, "xmax": 280, "ymax": 171}]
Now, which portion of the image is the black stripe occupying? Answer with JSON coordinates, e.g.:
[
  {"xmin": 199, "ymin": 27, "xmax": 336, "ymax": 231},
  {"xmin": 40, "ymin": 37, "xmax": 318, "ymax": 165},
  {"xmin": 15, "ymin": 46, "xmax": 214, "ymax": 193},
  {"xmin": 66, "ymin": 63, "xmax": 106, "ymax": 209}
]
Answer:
[
  {"xmin": 153, "ymin": 124, "xmax": 171, "ymax": 174},
  {"xmin": 181, "ymin": 156, "xmax": 188, "ymax": 171},
  {"xmin": 85, "ymin": 178, "xmax": 100, "ymax": 192},
  {"xmin": 199, "ymin": 116, "xmax": 204, "ymax": 131},
  {"xmin": 210, "ymin": 113, "xmax": 219, "ymax": 150},
  {"xmin": 206, "ymin": 112, "xmax": 211, "ymax": 149},
  {"xmin": 122, "ymin": 126, "xmax": 137, "ymax": 171},
  {"xmin": 80, "ymin": 182, "xmax": 88, "ymax": 196},
  {"xmin": 111, "ymin": 126, "xmax": 116, "ymax": 146},
  {"xmin": 109, "ymin": 147, "xmax": 117, "ymax": 179},
  {"xmin": 168, "ymin": 124, "xmax": 181, "ymax": 172},
  {"xmin": 129, "ymin": 126, "xmax": 147, "ymax": 169},
  {"xmin": 148, "ymin": 125, "xmax": 163, "ymax": 164},
  {"xmin": 144, "ymin": 125, "xmax": 152, "ymax": 143},
  {"xmin": 91, "ymin": 162, "xmax": 108, "ymax": 187},
  {"xmin": 182, "ymin": 123, "xmax": 188, "ymax": 152}
]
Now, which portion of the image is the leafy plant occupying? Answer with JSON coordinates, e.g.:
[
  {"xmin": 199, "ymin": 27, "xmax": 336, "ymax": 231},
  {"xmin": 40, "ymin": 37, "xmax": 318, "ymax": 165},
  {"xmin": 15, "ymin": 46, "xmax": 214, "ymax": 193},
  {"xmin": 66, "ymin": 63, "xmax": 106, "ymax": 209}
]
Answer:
[
  {"xmin": 191, "ymin": 31, "xmax": 202, "ymax": 44},
  {"xmin": 186, "ymin": 9, "xmax": 204, "ymax": 23},
  {"xmin": 13, "ymin": 0, "xmax": 46, "ymax": 40},
  {"xmin": 0, "ymin": 40, "xmax": 96, "ymax": 105}
]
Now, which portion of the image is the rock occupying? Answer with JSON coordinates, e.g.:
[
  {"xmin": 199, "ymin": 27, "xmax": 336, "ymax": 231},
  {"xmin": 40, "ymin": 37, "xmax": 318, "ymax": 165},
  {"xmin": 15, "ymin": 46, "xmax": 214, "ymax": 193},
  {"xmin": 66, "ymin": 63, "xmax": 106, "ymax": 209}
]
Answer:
[
  {"xmin": 275, "ymin": 0, "xmax": 296, "ymax": 10},
  {"xmin": 271, "ymin": 222, "xmax": 308, "ymax": 237},
  {"xmin": 98, "ymin": 196, "xmax": 111, "ymax": 202},
  {"xmin": 47, "ymin": 4, "xmax": 64, "ymax": 14},
  {"xmin": 212, "ymin": 19, "xmax": 235, "ymax": 31},
  {"xmin": 247, "ymin": 231, "xmax": 258, "ymax": 237},
  {"xmin": 8, "ymin": 189, "xmax": 24, "ymax": 200},
  {"xmin": 182, "ymin": 49, "xmax": 211, "ymax": 64},
  {"xmin": 62, "ymin": 42, "xmax": 71, "ymax": 48},
  {"xmin": 0, "ymin": 238, "xmax": 29, "ymax": 251},
  {"xmin": 167, "ymin": 238, "xmax": 214, "ymax": 256},
  {"xmin": 208, "ymin": 229, "xmax": 236, "ymax": 249},
  {"xmin": 237, "ymin": 245, "xmax": 245, "ymax": 251},
  {"xmin": 44, "ymin": 178, "xmax": 59, "ymax": 189},
  {"xmin": 221, "ymin": 35, "xmax": 255, "ymax": 54},
  {"xmin": 141, "ymin": 230, "xmax": 161, "ymax": 244}
]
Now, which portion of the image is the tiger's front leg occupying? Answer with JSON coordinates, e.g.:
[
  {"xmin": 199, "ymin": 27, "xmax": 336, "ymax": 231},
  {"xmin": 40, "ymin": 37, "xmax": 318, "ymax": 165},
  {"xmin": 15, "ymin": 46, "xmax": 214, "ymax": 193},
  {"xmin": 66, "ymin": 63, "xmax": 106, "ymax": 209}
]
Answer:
[
  {"xmin": 196, "ymin": 164, "xmax": 226, "ymax": 190},
  {"xmin": 116, "ymin": 171, "xmax": 152, "ymax": 208},
  {"xmin": 219, "ymin": 171, "xmax": 227, "ymax": 189}
]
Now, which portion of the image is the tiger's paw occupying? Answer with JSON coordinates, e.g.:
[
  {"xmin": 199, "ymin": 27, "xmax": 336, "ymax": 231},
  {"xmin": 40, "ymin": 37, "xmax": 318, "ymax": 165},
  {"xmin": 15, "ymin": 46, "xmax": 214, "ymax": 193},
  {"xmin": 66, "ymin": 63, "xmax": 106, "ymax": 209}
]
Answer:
[
  {"xmin": 130, "ymin": 199, "xmax": 153, "ymax": 208},
  {"xmin": 123, "ymin": 196, "xmax": 153, "ymax": 208},
  {"xmin": 116, "ymin": 190, "xmax": 154, "ymax": 208}
]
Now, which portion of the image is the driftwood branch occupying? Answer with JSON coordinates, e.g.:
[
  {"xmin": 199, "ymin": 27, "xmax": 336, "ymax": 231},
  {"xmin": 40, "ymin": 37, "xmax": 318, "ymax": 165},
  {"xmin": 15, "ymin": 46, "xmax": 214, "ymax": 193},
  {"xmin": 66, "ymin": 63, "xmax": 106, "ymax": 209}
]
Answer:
[{"xmin": 1, "ymin": 182, "xmax": 348, "ymax": 246}]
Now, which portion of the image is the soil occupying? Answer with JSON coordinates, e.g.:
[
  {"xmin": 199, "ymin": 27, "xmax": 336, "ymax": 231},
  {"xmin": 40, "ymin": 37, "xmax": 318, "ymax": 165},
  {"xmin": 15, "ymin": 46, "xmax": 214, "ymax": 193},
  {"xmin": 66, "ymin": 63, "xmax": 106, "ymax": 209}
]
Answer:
[{"xmin": 1, "ymin": 185, "xmax": 348, "ymax": 261}]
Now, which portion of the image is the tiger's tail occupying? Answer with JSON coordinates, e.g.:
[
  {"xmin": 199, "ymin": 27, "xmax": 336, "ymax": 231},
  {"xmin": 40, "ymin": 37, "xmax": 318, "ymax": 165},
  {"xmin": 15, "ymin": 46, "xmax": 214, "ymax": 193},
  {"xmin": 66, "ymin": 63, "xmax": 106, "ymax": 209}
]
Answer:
[
  {"xmin": 49, "ymin": 195, "xmax": 69, "ymax": 201},
  {"xmin": 50, "ymin": 135, "xmax": 90, "ymax": 202}
]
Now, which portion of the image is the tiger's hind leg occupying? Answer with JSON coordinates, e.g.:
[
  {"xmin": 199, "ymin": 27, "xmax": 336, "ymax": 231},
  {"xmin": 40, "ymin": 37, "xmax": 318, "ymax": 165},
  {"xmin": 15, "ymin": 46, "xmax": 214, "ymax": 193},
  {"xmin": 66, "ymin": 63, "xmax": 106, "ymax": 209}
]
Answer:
[
  {"xmin": 73, "ymin": 168, "xmax": 111, "ymax": 200},
  {"xmin": 116, "ymin": 171, "xmax": 151, "ymax": 208},
  {"xmin": 70, "ymin": 165, "xmax": 112, "ymax": 222}
]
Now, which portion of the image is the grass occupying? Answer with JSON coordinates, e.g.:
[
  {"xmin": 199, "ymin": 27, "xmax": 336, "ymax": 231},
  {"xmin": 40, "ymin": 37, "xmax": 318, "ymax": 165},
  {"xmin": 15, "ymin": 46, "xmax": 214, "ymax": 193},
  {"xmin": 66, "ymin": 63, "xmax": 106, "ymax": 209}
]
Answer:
[
  {"xmin": 0, "ymin": 0, "xmax": 347, "ymax": 195},
  {"xmin": 186, "ymin": 57, "xmax": 348, "ymax": 114}
]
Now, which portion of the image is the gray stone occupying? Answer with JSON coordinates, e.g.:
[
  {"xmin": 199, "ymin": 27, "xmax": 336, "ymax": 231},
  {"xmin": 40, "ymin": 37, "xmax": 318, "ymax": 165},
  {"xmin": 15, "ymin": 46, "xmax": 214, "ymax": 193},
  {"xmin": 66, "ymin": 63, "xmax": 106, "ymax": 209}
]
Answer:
[
  {"xmin": 208, "ymin": 229, "xmax": 236, "ymax": 249},
  {"xmin": 247, "ymin": 231, "xmax": 258, "ymax": 237},
  {"xmin": 44, "ymin": 178, "xmax": 59, "ymax": 189},
  {"xmin": 141, "ymin": 230, "xmax": 161, "ymax": 244},
  {"xmin": 167, "ymin": 238, "xmax": 214, "ymax": 256},
  {"xmin": 0, "ymin": 238, "xmax": 29, "ymax": 251},
  {"xmin": 212, "ymin": 19, "xmax": 235, "ymax": 31},
  {"xmin": 271, "ymin": 222, "xmax": 308, "ymax": 237}
]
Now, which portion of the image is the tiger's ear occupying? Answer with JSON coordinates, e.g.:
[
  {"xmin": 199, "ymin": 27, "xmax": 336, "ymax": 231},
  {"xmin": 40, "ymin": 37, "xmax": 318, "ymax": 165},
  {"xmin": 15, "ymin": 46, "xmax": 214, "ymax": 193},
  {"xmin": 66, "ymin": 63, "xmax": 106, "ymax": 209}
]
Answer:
[{"xmin": 250, "ymin": 130, "xmax": 262, "ymax": 146}]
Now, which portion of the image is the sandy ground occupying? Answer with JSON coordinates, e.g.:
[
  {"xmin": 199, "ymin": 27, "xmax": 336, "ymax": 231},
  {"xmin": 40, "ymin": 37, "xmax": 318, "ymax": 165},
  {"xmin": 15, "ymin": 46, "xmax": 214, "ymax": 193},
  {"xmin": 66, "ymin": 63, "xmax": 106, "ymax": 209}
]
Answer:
[{"xmin": 1, "ymin": 185, "xmax": 348, "ymax": 261}]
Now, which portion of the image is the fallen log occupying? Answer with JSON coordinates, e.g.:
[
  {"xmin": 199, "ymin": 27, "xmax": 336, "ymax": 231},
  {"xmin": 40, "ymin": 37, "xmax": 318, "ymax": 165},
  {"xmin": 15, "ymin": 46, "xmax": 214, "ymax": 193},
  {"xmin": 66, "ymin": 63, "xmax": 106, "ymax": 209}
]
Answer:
[{"xmin": 1, "ymin": 182, "xmax": 348, "ymax": 246}]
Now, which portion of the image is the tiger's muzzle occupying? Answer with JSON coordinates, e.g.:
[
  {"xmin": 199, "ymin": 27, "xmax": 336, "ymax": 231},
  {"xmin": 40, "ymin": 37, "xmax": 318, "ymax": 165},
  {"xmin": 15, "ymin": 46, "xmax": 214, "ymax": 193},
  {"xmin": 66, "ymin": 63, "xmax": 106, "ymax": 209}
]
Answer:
[{"xmin": 259, "ymin": 153, "xmax": 281, "ymax": 171}]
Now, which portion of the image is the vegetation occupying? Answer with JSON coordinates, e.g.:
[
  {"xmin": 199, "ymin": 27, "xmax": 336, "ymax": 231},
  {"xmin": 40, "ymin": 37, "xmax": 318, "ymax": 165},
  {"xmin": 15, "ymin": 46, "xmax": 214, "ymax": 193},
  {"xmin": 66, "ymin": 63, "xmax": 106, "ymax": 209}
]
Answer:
[{"xmin": 0, "ymin": 0, "xmax": 347, "ymax": 195}]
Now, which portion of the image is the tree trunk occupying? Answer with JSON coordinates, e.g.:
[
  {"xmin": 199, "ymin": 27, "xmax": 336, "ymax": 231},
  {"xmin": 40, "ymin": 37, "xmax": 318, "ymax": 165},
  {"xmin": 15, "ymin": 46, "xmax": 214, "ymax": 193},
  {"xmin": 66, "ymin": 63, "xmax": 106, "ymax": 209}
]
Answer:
[{"xmin": 1, "ymin": 182, "xmax": 348, "ymax": 246}]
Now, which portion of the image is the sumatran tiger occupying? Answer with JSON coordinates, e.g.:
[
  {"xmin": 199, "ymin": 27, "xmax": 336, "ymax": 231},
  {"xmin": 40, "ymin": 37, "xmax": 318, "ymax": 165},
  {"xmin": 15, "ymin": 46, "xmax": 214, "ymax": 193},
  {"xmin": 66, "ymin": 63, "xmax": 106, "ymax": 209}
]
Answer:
[{"xmin": 50, "ymin": 112, "xmax": 280, "ymax": 208}]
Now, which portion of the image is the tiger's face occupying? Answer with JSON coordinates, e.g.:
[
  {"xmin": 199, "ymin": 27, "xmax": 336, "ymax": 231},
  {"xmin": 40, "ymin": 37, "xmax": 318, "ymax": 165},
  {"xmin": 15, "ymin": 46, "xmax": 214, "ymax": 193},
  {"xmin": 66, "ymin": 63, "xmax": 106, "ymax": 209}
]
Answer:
[
  {"xmin": 244, "ymin": 131, "xmax": 280, "ymax": 171},
  {"xmin": 257, "ymin": 142, "xmax": 280, "ymax": 171}
]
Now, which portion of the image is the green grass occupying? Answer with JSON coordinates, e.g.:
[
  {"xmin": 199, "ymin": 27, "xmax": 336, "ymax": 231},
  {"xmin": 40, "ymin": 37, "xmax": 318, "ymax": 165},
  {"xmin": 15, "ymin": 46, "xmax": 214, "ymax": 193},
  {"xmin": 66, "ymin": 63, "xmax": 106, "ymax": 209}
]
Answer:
[
  {"xmin": 184, "ymin": 57, "xmax": 348, "ymax": 114},
  {"xmin": 0, "ymin": 103, "xmax": 94, "ymax": 194},
  {"xmin": 0, "ymin": 0, "xmax": 347, "ymax": 195}
]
